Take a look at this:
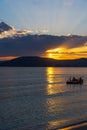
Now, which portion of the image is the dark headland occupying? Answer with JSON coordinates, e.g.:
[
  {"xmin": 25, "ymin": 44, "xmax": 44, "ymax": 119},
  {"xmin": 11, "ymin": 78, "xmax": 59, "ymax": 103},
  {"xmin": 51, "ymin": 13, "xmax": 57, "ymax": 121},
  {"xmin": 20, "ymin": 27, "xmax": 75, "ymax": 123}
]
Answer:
[{"xmin": 0, "ymin": 56, "xmax": 87, "ymax": 67}]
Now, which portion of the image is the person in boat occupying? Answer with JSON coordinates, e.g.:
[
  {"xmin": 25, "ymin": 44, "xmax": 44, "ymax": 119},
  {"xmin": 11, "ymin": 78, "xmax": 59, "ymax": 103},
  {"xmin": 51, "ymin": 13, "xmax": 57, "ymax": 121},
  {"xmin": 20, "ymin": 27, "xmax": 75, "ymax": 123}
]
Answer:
[
  {"xmin": 79, "ymin": 77, "xmax": 83, "ymax": 82},
  {"xmin": 67, "ymin": 77, "xmax": 83, "ymax": 84},
  {"xmin": 72, "ymin": 77, "xmax": 78, "ymax": 82}
]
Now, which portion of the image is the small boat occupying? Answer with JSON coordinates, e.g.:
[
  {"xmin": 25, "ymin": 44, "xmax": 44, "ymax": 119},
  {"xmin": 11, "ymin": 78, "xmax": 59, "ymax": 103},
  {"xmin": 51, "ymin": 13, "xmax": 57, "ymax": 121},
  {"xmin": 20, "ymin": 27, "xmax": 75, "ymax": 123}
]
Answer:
[
  {"xmin": 66, "ymin": 77, "xmax": 83, "ymax": 84},
  {"xmin": 66, "ymin": 80, "xmax": 83, "ymax": 84}
]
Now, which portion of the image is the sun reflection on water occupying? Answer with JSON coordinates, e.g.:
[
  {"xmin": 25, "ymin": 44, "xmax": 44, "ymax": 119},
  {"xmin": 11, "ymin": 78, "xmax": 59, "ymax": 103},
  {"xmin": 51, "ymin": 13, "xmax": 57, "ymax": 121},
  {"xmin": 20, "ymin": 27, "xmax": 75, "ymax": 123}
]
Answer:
[
  {"xmin": 46, "ymin": 67, "xmax": 55, "ymax": 83},
  {"xmin": 46, "ymin": 67, "xmax": 67, "ymax": 129},
  {"xmin": 46, "ymin": 67, "xmax": 57, "ymax": 95},
  {"xmin": 46, "ymin": 67, "xmax": 64, "ymax": 95}
]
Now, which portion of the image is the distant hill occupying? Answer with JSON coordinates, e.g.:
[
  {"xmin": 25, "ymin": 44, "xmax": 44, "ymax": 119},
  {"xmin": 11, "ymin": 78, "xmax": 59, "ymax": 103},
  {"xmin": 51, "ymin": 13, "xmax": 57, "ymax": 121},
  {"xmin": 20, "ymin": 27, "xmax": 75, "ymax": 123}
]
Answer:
[
  {"xmin": 0, "ymin": 56, "xmax": 87, "ymax": 67},
  {"xmin": 0, "ymin": 61, "xmax": 4, "ymax": 64}
]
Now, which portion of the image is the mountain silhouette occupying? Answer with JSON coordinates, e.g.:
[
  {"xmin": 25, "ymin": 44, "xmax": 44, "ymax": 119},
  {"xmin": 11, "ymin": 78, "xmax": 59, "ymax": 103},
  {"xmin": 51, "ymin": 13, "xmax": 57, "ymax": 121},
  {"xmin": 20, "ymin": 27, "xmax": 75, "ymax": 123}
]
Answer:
[{"xmin": 0, "ymin": 56, "xmax": 87, "ymax": 67}]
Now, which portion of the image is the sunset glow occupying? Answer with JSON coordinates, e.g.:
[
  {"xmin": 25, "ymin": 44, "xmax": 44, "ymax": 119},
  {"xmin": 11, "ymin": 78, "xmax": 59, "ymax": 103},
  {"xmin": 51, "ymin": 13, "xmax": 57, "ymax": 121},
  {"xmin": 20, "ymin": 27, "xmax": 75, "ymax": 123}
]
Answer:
[
  {"xmin": 0, "ymin": 56, "xmax": 17, "ymax": 61},
  {"xmin": 0, "ymin": 0, "xmax": 87, "ymax": 61},
  {"xmin": 45, "ymin": 46, "xmax": 87, "ymax": 60},
  {"xmin": 46, "ymin": 47, "xmax": 66, "ymax": 59}
]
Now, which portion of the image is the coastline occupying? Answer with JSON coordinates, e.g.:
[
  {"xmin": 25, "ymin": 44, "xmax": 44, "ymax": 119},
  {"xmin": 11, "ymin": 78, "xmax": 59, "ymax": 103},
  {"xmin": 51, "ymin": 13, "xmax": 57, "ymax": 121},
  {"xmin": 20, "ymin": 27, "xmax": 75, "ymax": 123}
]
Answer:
[{"xmin": 60, "ymin": 121, "xmax": 87, "ymax": 130}]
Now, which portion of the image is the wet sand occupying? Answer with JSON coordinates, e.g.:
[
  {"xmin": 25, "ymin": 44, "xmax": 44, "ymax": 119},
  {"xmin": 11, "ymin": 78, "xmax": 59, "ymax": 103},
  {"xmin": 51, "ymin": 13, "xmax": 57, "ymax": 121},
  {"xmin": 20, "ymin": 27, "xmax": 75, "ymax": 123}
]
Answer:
[{"xmin": 60, "ymin": 121, "xmax": 87, "ymax": 130}]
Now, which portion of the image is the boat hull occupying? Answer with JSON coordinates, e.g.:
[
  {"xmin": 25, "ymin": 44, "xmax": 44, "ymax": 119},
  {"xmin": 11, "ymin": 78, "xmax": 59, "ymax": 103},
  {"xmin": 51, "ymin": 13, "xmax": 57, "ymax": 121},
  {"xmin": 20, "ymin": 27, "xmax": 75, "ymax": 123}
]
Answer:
[{"xmin": 66, "ymin": 81, "xmax": 83, "ymax": 84}]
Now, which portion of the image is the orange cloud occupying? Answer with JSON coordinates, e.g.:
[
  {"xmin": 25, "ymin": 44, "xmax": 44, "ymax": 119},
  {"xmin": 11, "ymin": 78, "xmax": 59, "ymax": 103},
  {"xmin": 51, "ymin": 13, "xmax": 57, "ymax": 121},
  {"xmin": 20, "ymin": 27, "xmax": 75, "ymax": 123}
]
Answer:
[
  {"xmin": 0, "ymin": 56, "xmax": 17, "ymax": 61},
  {"xmin": 45, "ymin": 46, "xmax": 87, "ymax": 60}
]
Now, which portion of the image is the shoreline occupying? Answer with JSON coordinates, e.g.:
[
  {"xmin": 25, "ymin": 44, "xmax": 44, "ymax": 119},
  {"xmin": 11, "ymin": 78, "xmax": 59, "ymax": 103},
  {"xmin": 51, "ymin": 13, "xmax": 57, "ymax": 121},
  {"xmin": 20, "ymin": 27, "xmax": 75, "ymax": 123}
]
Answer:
[{"xmin": 60, "ymin": 121, "xmax": 87, "ymax": 130}]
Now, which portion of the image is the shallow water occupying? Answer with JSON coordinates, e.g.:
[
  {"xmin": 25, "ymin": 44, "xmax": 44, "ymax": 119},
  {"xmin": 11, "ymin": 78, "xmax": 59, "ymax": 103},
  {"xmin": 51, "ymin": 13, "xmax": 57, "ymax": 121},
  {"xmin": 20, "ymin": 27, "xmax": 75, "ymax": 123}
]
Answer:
[{"xmin": 0, "ymin": 67, "xmax": 87, "ymax": 130}]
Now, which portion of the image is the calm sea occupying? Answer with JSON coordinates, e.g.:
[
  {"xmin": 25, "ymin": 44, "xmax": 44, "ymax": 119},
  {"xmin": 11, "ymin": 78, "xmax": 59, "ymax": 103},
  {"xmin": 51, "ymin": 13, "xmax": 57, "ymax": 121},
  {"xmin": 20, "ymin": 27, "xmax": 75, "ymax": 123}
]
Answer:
[{"xmin": 0, "ymin": 67, "xmax": 87, "ymax": 130}]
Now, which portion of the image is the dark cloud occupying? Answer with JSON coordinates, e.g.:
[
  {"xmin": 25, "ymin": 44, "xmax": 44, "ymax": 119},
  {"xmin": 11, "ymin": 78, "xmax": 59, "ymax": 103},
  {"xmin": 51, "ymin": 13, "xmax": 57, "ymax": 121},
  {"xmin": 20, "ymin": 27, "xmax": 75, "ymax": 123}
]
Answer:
[
  {"xmin": 0, "ymin": 22, "xmax": 13, "ymax": 33},
  {"xmin": 0, "ymin": 34, "xmax": 87, "ymax": 57}
]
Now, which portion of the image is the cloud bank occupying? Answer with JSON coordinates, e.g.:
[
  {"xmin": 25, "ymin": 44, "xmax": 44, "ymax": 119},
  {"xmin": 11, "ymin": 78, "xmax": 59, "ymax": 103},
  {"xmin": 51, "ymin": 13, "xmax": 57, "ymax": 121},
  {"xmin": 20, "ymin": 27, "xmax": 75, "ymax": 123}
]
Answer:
[
  {"xmin": 0, "ymin": 22, "xmax": 87, "ymax": 60},
  {"xmin": 0, "ymin": 34, "xmax": 87, "ymax": 57}
]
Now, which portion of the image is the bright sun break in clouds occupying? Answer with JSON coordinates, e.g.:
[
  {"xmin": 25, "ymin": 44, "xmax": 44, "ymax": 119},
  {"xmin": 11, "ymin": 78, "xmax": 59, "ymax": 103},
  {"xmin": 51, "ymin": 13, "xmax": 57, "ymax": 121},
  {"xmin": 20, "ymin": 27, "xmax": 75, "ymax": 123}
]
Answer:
[
  {"xmin": 45, "ymin": 45, "xmax": 87, "ymax": 60},
  {"xmin": 0, "ymin": 0, "xmax": 87, "ymax": 61}
]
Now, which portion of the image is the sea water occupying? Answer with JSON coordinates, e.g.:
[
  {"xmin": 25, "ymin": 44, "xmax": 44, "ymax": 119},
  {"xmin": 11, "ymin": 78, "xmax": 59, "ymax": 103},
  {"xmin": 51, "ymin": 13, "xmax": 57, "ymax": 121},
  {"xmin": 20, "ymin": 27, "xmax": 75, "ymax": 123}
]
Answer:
[{"xmin": 0, "ymin": 67, "xmax": 87, "ymax": 130}]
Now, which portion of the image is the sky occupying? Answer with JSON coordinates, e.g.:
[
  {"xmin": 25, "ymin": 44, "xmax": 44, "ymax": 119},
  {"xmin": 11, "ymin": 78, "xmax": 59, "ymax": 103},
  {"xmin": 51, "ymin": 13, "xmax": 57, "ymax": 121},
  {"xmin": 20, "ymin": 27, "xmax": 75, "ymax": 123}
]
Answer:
[
  {"xmin": 0, "ymin": 0, "xmax": 87, "ymax": 35},
  {"xmin": 0, "ymin": 0, "xmax": 87, "ymax": 60}
]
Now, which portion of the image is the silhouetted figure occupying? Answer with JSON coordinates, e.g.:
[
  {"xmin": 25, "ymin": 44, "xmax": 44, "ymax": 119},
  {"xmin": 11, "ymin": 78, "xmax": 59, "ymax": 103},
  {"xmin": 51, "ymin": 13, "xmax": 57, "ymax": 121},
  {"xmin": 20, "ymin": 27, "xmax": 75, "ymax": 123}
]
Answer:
[
  {"xmin": 79, "ymin": 77, "xmax": 83, "ymax": 83},
  {"xmin": 72, "ymin": 77, "xmax": 77, "ymax": 81}
]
